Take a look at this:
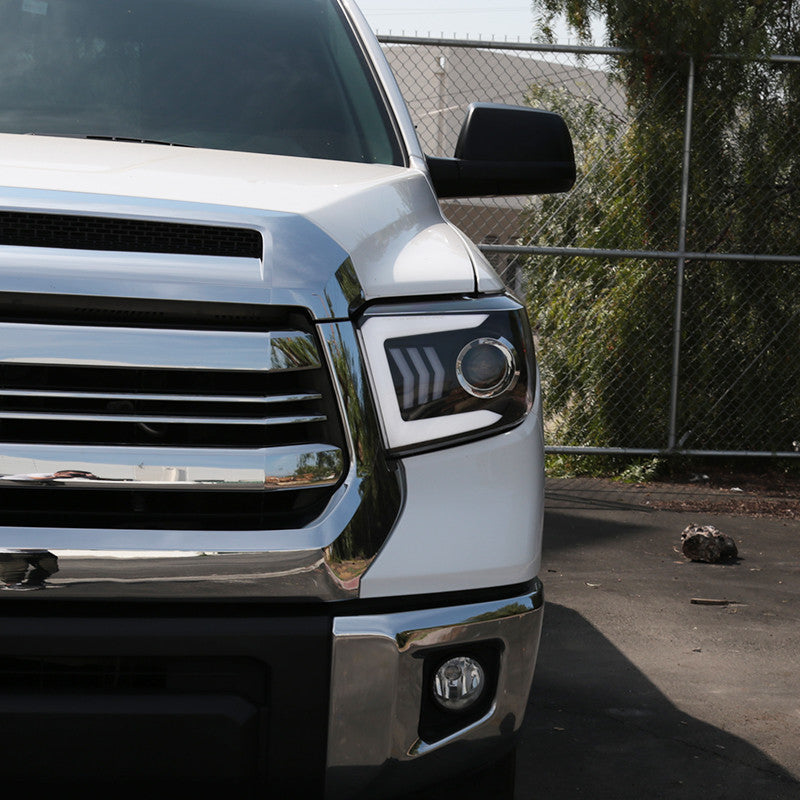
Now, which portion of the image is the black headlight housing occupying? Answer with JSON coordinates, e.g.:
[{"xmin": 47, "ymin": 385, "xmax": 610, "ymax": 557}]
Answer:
[{"xmin": 359, "ymin": 295, "xmax": 535, "ymax": 455}]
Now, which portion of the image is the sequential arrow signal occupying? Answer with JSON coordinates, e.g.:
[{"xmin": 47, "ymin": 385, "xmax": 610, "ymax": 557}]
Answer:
[
  {"xmin": 406, "ymin": 347, "xmax": 430, "ymax": 406},
  {"xmin": 389, "ymin": 348, "xmax": 415, "ymax": 409},
  {"xmin": 424, "ymin": 347, "xmax": 445, "ymax": 399},
  {"xmin": 389, "ymin": 346, "xmax": 448, "ymax": 410}
]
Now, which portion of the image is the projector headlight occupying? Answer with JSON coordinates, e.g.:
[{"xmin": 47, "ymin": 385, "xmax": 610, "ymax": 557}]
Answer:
[
  {"xmin": 457, "ymin": 337, "xmax": 519, "ymax": 398},
  {"xmin": 359, "ymin": 296, "xmax": 535, "ymax": 454}
]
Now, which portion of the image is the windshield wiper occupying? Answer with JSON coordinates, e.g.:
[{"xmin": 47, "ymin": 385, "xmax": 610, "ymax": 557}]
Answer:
[
  {"xmin": 84, "ymin": 135, "xmax": 196, "ymax": 147},
  {"xmin": 23, "ymin": 132, "xmax": 195, "ymax": 148}
]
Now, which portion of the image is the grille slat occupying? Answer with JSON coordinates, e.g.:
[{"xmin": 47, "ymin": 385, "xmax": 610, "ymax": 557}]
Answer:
[
  {"xmin": 0, "ymin": 411, "xmax": 327, "ymax": 426},
  {"xmin": 0, "ymin": 370, "xmax": 333, "ymax": 445},
  {"xmin": 0, "ymin": 443, "xmax": 343, "ymax": 491},
  {"xmin": 0, "ymin": 323, "xmax": 321, "ymax": 373},
  {"xmin": 0, "ymin": 389, "xmax": 322, "ymax": 404}
]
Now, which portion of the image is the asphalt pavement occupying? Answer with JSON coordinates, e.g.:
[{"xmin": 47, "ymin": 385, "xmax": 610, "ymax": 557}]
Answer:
[{"xmin": 514, "ymin": 479, "xmax": 800, "ymax": 799}]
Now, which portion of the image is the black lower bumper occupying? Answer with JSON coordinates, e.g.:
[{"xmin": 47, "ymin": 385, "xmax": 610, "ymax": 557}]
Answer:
[
  {"xmin": 0, "ymin": 580, "xmax": 544, "ymax": 798},
  {"xmin": 0, "ymin": 611, "xmax": 331, "ymax": 797}
]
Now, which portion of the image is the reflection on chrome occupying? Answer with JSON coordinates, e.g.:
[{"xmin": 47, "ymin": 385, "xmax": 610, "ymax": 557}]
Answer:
[
  {"xmin": 0, "ymin": 389, "xmax": 322, "ymax": 404},
  {"xmin": 0, "ymin": 410, "xmax": 326, "ymax": 426},
  {"xmin": 321, "ymin": 258, "xmax": 365, "ymax": 318},
  {"xmin": 0, "ymin": 322, "xmax": 400, "ymax": 602},
  {"xmin": 326, "ymin": 587, "xmax": 544, "ymax": 800},
  {"xmin": 0, "ymin": 443, "xmax": 344, "ymax": 490},
  {"xmin": 0, "ymin": 550, "xmax": 59, "ymax": 591},
  {"xmin": 317, "ymin": 321, "xmax": 403, "ymax": 567},
  {"xmin": 0, "ymin": 550, "xmax": 357, "ymax": 601},
  {"xmin": 0, "ymin": 323, "xmax": 321, "ymax": 372}
]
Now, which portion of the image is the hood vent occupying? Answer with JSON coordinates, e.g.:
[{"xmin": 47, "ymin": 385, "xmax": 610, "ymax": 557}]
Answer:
[{"xmin": 0, "ymin": 210, "xmax": 262, "ymax": 258}]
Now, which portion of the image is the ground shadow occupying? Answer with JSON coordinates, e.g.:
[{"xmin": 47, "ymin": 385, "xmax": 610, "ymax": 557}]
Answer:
[
  {"xmin": 516, "ymin": 603, "xmax": 799, "ymax": 799},
  {"xmin": 542, "ymin": 508, "xmax": 649, "ymax": 553},
  {"xmin": 545, "ymin": 482, "xmax": 655, "ymax": 514}
]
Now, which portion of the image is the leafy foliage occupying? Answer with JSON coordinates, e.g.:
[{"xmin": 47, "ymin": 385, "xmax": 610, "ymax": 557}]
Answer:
[{"xmin": 526, "ymin": 1, "xmax": 800, "ymax": 454}]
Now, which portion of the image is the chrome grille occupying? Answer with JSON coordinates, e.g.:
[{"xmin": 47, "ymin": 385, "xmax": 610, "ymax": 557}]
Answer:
[
  {"xmin": 0, "ymin": 311, "xmax": 347, "ymax": 529},
  {"xmin": 0, "ymin": 323, "xmax": 331, "ymax": 449}
]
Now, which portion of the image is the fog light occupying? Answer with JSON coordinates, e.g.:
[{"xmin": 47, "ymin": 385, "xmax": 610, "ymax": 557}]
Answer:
[
  {"xmin": 456, "ymin": 338, "xmax": 518, "ymax": 398},
  {"xmin": 432, "ymin": 656, "xmax": 485, "ymax": 711}
]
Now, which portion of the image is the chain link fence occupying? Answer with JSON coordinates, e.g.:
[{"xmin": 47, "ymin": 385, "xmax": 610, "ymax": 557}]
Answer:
[{"xmin": 380, "ymin": 36, "xmax": 800, "ymax": 459}]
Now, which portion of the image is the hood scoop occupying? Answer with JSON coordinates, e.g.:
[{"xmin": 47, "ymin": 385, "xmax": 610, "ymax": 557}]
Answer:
[{"xmin": 0, "ymin": 210, "xmax": 262, "ymax": 259}]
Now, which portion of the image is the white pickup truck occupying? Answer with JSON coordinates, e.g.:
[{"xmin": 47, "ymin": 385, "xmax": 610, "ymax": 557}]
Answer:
[{"xmin": 0, "ymin": 0, "xmax": 574, "ymax": 796}]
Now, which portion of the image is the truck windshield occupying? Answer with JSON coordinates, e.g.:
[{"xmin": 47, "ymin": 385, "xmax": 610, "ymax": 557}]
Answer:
[{"xmin": 0, "ymin": 0, "xmax": 402, "ymax": 165}]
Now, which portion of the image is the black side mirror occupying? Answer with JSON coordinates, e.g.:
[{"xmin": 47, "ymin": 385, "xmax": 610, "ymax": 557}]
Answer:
[{"xmin": 426, "ymin": 103, "xmax": 576, "ymax": 198}]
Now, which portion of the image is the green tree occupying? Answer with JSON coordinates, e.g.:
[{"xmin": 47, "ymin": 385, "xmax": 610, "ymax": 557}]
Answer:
[{"xmin": 526, "ymin": 0, "xmax": 800, "ymax": 454}]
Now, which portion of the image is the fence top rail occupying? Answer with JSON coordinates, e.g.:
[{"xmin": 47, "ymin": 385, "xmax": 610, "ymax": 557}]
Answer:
[
  {"xmin": 480, "ymin": 244, "xmax": 800, "ymax": 265},
  {"xmin": 377, "ymin": 34, "xmax": 630, "ymax": 56},
  {"xmin": 377, "ymin": 34, "xmax": 800, "ymax": 64},
  {"xmin": 546, "ymin": 447, "xmax": 800, "ymax": 458}
]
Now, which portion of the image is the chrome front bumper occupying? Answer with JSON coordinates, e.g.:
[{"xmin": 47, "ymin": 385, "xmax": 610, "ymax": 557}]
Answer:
[{"xmin": 326, "ymin": 584, "xmax": 544, "ymax": 799}]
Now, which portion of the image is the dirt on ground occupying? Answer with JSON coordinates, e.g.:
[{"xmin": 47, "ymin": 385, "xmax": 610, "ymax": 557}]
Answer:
[{"xmin": 548, "ymin": 465, "xmax": 800, "ymax": 519}]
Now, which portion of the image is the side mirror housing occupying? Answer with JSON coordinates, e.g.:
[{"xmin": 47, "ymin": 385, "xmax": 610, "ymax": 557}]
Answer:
[{"xmin": 426, "ymin": 103, "xmax": 576, "ymax": 198}]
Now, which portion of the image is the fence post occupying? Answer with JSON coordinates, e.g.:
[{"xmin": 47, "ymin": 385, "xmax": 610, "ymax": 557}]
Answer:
[{"xmin": 668, "ymin": 55, "xmax": 696, "ymax": 451}]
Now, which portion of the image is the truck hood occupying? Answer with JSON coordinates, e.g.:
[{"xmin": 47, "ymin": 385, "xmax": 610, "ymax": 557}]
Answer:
[{"xmin": 0, "ymin": 134, "xmax": 484, "ymax": 315}]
